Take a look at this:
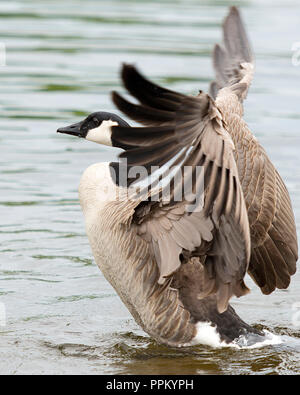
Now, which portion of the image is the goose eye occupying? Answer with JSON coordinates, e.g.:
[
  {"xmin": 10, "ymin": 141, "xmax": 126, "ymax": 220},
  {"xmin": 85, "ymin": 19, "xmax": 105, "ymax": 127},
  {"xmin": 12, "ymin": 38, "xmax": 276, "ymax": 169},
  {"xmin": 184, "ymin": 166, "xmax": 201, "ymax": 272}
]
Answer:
[{"xmin": 93, "ymin": 117, "xmax": 99, "ymax": 126}]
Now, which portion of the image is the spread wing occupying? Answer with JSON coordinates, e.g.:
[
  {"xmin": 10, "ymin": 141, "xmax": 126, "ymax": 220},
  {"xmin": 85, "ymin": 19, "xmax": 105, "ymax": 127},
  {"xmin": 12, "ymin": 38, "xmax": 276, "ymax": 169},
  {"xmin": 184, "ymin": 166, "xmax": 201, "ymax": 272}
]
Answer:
[
  {"xmin": 210, "ymin": 7, "xmax": 298, "ymax": 293},
  {"xmin": 111, "ymin": 64, "xmax": 251, "ymax": 312}
]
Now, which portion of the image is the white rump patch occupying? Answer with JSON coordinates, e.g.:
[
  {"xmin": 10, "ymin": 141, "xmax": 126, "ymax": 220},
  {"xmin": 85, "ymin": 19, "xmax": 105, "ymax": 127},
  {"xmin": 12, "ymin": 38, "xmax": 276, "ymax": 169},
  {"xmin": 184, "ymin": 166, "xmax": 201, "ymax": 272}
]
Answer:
[
  {"xmin": 186, "ymin": 321, "xmax": 227, "ymax": 348},
  {"xmin": 184, "ymin": 321, "xmax": 282, "ymax": 349}
]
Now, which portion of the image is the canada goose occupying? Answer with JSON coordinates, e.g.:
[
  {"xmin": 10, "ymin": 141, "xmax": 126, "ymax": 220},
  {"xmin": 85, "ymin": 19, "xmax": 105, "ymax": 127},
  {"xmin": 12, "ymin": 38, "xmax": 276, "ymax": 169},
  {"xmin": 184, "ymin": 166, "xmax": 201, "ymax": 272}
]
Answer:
[{"xmin": 57, "ymin": 7, "xmax": 298, "ymax": 347}]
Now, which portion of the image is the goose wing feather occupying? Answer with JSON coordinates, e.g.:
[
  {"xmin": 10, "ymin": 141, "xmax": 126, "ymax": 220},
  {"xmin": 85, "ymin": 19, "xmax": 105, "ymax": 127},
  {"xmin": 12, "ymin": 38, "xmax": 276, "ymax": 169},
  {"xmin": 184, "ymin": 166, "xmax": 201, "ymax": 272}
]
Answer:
[
  {"xmin": 209, "ymin": 6, "xmax": 254, "ymax": 102},
  {"xmin": 111, "ymin": 64, "xmax": 251, "ymax": 312}
]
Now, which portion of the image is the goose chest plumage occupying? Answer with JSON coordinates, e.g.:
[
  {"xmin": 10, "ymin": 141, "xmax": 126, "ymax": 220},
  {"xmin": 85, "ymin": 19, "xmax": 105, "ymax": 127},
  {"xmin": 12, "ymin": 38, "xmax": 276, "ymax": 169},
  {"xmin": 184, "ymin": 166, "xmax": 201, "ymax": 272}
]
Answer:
[{"xmin": 57, "ymin": 7, "xmax": 298, "ymax": 347}]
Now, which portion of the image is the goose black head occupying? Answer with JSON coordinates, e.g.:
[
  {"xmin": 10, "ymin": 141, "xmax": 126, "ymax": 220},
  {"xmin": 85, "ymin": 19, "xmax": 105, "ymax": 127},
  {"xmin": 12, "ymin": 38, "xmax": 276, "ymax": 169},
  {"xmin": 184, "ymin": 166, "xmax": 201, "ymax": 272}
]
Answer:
[{"xmin": 57, "ymin": 111, "xmax": 129, "ymax": 146}]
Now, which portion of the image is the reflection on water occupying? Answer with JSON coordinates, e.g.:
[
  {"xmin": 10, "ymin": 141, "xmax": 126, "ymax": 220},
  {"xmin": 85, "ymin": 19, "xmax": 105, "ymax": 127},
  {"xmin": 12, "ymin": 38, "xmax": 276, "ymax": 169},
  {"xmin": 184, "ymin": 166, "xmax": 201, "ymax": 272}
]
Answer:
[{"xmin": 0, "ymin": 0, "xmax": 299, "ymax": 375}]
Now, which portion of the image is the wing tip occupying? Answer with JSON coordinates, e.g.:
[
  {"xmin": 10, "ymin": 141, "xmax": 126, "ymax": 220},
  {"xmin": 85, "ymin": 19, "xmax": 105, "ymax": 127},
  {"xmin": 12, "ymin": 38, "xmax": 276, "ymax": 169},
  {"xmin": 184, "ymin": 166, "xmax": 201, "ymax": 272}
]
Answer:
[
  {"xmin": 121, "ymin": 62, "xmax": 136, "ymax": 79},
  {"xmin": 121, "ymin": 63, "xmax": 150, "ymax": 90},
  {"xmin": 224, "ymin": 5, "xmax": 242, "ymax": 26},
  {"xmin": 111, "ymin": 90, "xmax": 123, "ymax": 109},
  {"xmin": 229, "ymin": 5, "xmax": 240, "ymax": 16}
]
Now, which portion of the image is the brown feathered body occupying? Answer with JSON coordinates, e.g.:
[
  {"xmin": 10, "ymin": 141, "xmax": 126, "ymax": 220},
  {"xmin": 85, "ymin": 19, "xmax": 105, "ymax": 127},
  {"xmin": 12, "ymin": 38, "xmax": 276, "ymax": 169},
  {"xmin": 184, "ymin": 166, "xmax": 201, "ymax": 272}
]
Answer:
[{"xmin": 79, "ymin": 163, "xmax": 263, "ymax": 346}]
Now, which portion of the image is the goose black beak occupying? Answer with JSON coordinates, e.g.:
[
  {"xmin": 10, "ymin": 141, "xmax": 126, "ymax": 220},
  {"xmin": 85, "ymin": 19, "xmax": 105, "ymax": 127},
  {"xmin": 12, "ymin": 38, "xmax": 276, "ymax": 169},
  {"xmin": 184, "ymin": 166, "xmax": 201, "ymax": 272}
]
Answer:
[{"xmin": 57, "ymin": 121, "xmax": 85, "ymax": 137}]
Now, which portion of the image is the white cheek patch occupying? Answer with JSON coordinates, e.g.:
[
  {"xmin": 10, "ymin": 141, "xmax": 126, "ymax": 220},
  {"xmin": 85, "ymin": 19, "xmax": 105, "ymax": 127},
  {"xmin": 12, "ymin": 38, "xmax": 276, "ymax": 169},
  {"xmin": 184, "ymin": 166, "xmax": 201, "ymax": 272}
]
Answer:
[{"xmin": 86, "ymin": 120, "xmax": 118, "ymax": 146}]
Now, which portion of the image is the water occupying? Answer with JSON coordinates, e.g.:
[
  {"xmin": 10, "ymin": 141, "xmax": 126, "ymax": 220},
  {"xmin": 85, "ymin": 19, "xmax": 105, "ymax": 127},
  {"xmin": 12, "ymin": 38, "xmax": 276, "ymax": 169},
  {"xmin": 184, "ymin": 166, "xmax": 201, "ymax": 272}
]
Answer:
[{"xmin": 0, "ymin": 0, "xmax": 300, "ymax": 375}]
